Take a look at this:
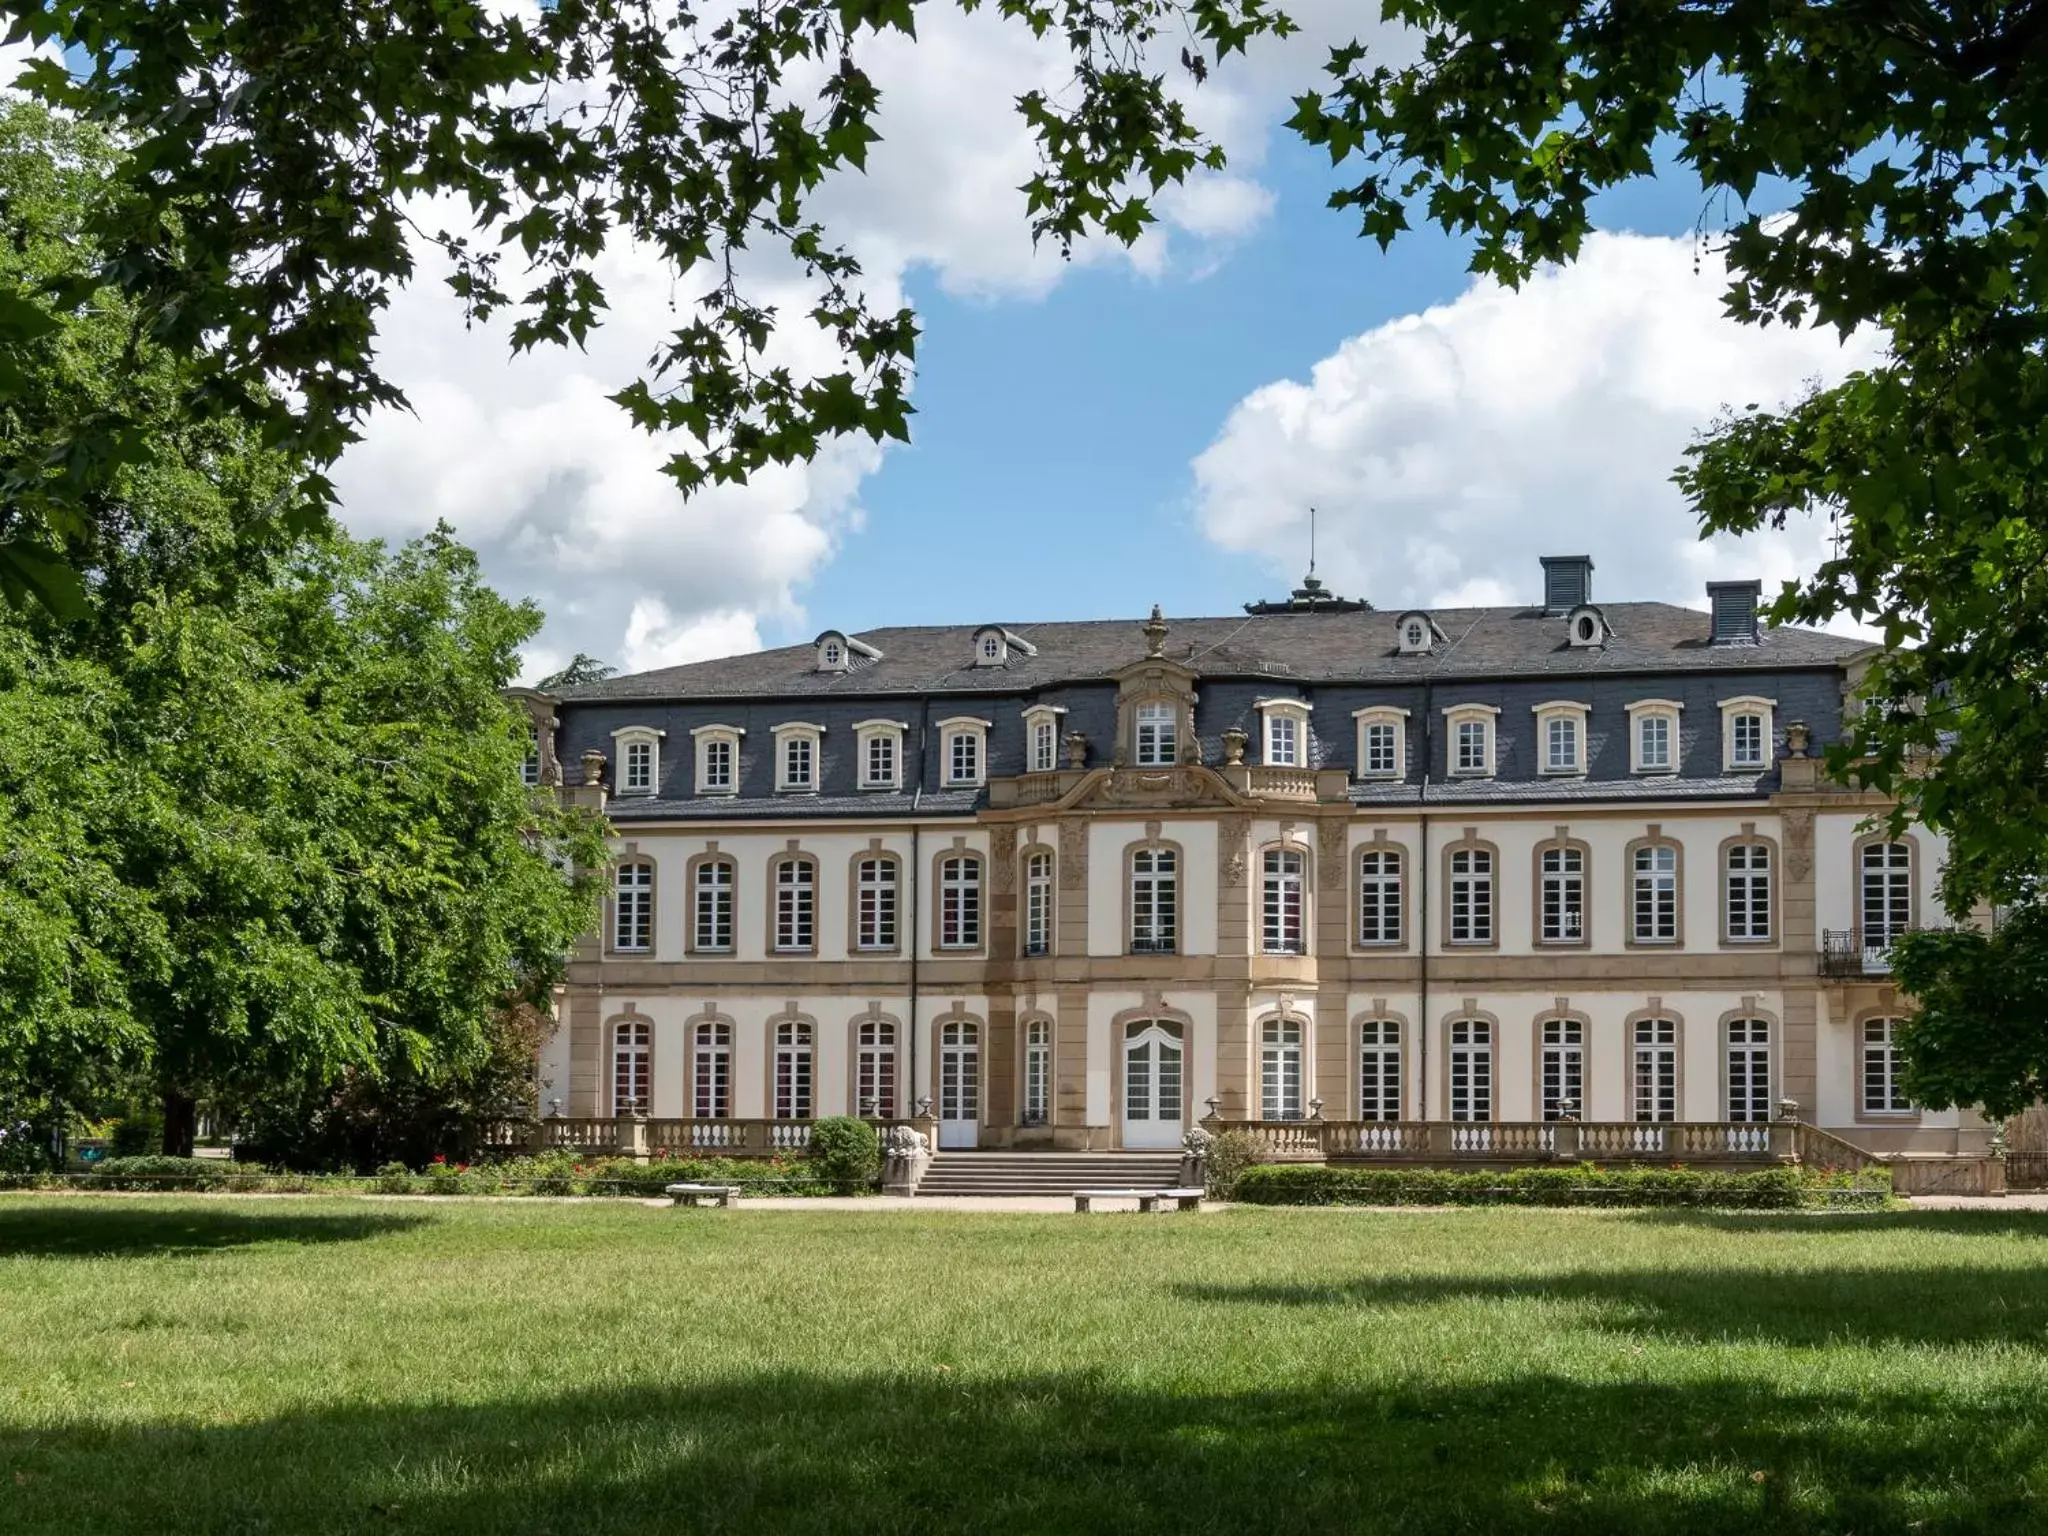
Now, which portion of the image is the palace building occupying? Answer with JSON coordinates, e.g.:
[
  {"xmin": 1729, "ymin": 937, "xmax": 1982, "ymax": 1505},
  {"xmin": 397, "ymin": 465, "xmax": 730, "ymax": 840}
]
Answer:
[{"xmin": 515, "ymin": 555, "xmax": 1991, "ymax": 1172}]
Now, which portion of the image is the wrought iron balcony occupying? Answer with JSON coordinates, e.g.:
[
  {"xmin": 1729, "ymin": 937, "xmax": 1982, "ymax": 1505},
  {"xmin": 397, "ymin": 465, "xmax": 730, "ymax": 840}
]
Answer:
[{"xmin": 1129, "ymin": 937, "xmax": 1178, "ymax": 955}]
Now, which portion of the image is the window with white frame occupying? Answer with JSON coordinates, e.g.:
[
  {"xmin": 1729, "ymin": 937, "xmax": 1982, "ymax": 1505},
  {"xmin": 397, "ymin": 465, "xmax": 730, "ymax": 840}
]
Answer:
[
  {"xmin": 693, "ymin": 1020, "xmax": 730, "ymax": 1117},
  {"xmin": 1025, "ymin": 706, "xmax": 1066, "ymax": 772},
  {"xmin": 1354, "ymin": 709, "xmax": 1406, "ymax": 778},
  {"xmin": 1632, "ymin": 1018, "xmax": 1678, "ymax": 1121},
  {"xmin": 938, "ymin": 854, "xmax": 982, "ymax": 949},
  {"xmin": 1022, "ymin": 849, "xmax": 1053, "ymax": 957},
  {"xmin": 939, "ymin": 719, "xmax": 989, "ymax": 787},
  {"xmin": 1261, "ymin": 701, "xmax": 1310, "ymax": 768},
  {"xmin": 1861, "ymin": 1017, "xmax": 1911, "ymax": 1113},
  {"xmin": 1357, "ymin": 848, "xmax": 1403, "ymax": 945},
  {"xmin": 693, "ymin": 725, "xmax": 742, "ymax": 795},
  {"xmin": 1719, "ymin": 696, "xmax": 1775, "ymax": 772},
  {"xmin": 1261, "ymin": 1018, "xmax": 1305, "ymax": 1121},
  {"xmin": 1725, "ymin": 842, "xmax": 1772, "ymax": 942},
  {"xmin": 1533, "ymin": 703, "xmax": 1588, "ymax": 775},
  {"xmin": 613, "ymin": 861, "xmax": 653, "ymax": 952},
  {"xmin": 857, "ymin": 1020, "xmax": 897, "ymax": 1119},
  {"xmin": 612, "ymin": 1020, "xmax": 650, "ymax": 1114},
  {"xmin": 773, "ymin": 857, "xmax": 816, "ymax": 952},
  {"xmin": 1448, "ymin": 1019, "xmax": 1492, "ymax": 1121},
  {"xmin": 1539, "ymin": 845, "xmax": 1585, "ymax": 943},
  {"xmin": 692, "ymin": 857, "xmax": 734, "ymax": 951},
  {"xmin": 1130, "ymin": 847, "xmax": 1177, "ymax": 953},
  {"xmin": 1134, "ymin": 701, "xmax": 1178, "ymax": 766},
  {"xmin": 1448, "ymin": 847, "xmax": 1493, "ymax": 943},
  {"xmin": 817, "ymin": 634, "xmax": 847, "ymax": 671},
  {"xmin": 774, "ymin": 724, "xmax": 823, "ymax": 792},
  {"xmin": 1631, "ymin": 842, "xmax": 1679, "ymax": 943},
  {"xmin": 1359, "ymin": 1020, "xmax": 1401, "ymax": 1121},
  {"xmin": 1726, "ymin": 1018, "xmax": 1771, "ymax": 1122},
  {"xmin": 520, "ymin": 723, "xmax": 541, "ymax": 786},
  {"xmin": 1396, "ymin": 614, "xmax": 1434, "ymax": 654},
  {"xmin": 1861, "ymin": 841, "xmax": 1912, "ymax": 949},
  {"xmin": 1444, "ymin": 706, "xmax": 1498, "ymax": 776},
  {"xmin": 773, "ymin": 1020, "xmax": 814, "ymax": 1119},
  {"xmin": 614, "ymin": 728, "xmax": 662, "ymax": 795},
  {"xmin": 854, "ymin": 721, "xmax": 904, "ymax": 790},
  {"xmin": 1262, "ymin": 848, "xmax": 1306, "ymax": 954},
  {"xmin": 1628, "ymin": 700, "xmax": 1682, "ymax": 773},
  {"xmin": 975, "ymin": 630, "xmax": 1006, "ymax": 665},
  {"xmin": 1023, "ymin": 1019, "xmax": 1052, "ymax": 1125},
  {"xmin": 855, "ymin": 856, "xmax": 898, "ymax": 951},
  {"xmin": 1539, "ymin": 1018, "xmax": 1583, "ymax": 1121}
]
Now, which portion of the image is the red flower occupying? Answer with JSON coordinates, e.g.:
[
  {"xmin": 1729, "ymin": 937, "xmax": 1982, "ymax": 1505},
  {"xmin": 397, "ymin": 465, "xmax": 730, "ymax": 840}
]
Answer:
[{"xmin": 431, "ymin": 1154, "xmax": 447, "ymax": 1165}]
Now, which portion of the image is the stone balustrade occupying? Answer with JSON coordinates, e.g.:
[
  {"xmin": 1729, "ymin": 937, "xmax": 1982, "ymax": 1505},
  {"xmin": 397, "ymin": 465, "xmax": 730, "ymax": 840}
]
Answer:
[{"xmin": 1202, "ymin": 1118, "xmax": 1804, "ymax": 1165}]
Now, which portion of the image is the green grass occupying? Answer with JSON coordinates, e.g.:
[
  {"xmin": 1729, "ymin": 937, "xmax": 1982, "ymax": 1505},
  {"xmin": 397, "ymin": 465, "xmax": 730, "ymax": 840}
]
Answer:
[{"xmin": 2, "ymin": 1198, "xmax": 2046, "ymax": 1533}]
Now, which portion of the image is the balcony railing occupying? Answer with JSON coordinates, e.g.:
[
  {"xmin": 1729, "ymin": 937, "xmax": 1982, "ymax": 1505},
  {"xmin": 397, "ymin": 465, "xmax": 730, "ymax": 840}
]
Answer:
[
  {"xmin": 1205, "ymin": 1118, "xmax": 1796, "ymax": 1164},
  {"xmin": 1130, "ymin": 937, "xmax": 1177, "ymax": 955}
]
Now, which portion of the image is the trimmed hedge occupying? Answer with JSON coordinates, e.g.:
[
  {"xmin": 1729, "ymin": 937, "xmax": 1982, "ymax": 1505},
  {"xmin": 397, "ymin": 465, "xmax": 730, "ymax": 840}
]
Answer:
[{"xmin": 1232, "ymin": 1163, "xmax": 1815, "ymax": 1209}]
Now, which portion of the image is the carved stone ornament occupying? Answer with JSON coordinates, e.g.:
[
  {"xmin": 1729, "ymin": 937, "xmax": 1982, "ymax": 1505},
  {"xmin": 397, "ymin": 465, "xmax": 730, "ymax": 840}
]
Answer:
[
  {"xmin": 884, "ymin": 1125, "xmax": 930, "ymax": 1157},
  {"xmin": 1318, "ymin": 819, "xmax": 1346, "ymax": 890},
  {"xmin": 1181, "ymin": 1126, "xmax": 1215, "ymax": 1156},
  {"xmin": 1142, "ymin": 603, "xmax": 1169, "ymax": 658},
  {"xmin": 581, "ymin": 748, "xmax": 606, "ymax": 787},
  {"xmin": 1218, "ymin": 821, "xmax": 1248, "ymax": 888},
  {"xmin": 1058, "ymin": 819, "xmax": 1088, "ymax": 889},
  {"xmin": 990, "ymin": 826, "xmax": 1018, "ymax": 893},
  {"xmin": 1784, "ymin": 719, "xmax": 1812, "ymax": 758},
  {"xmin": 1783, "ymin": 808, "xmax": 1814, "ymax": 882},
  {"xmin": 1064, "ymin": 730, "xmax": 1089, "ymax": 770},
  {"xmin": 1221, "ymin": 726, "xmax": 1248, "ymax": 766}
]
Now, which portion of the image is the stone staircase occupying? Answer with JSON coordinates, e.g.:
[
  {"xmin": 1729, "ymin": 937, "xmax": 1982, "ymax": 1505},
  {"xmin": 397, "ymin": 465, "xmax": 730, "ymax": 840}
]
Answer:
[{"xmin": 915, "ymin": 1151, "xmax": 1185, "ymax": 1198}]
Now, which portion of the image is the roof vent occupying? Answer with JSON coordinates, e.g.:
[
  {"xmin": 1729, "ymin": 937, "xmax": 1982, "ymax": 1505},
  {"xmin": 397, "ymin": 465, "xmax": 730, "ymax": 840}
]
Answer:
[
  {"xmin": 1707, "ymin": 580, "xmax": 1762, "ymax": 645},
  {"xmin": 1540, "ymin": 555, "xmax": 1594, "ymax": 616}
]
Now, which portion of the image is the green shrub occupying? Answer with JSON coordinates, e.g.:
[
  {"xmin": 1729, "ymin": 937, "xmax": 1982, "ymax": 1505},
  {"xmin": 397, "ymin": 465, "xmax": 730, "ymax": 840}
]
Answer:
[
  {"xmin": 805, "ymin": 1117, "xmax": 880, "ymax": 1193},
  {"xmin": 1232, "ymin": 1163, "xmax": 1811, "ymax": 1209},
  {"xmin": 372, "ymin": 1162, "xmax": 416, "ymax": 1194},
  {"xmin": 1204, "ymin": 1129, "xmax": 1270, "ymax": 1198},
  {"xmin": 108, "ymin": 1114, "xmax": 163, "ymax": 1158},
  {"xmin": 87, "ymin": 1155, "xmax": 235, "ymax": 1191}
]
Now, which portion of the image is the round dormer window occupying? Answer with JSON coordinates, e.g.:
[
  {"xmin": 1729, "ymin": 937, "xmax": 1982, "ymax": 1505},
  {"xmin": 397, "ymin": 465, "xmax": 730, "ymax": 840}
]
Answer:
[
  {"xmin": 823, "ymin": 641, "xmax": 843, "ymax": 666},
  {"xmin": 1575, "ymin": 616, "xmax": 1596, "ymax": 642},
  {"xmin": 981, "ymin": 635, "xmax": 1001, "ymax": 660},
  {"xmin": 1403, "ymin": 621, "xmax": 1425, "ymax": 649}
]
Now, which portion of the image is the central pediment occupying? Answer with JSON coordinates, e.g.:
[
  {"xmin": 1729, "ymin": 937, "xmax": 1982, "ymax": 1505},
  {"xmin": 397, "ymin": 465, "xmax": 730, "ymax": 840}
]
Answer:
[{"xmin": 1053, "ymin": 764, "xmax": 1249, "ymax": 812}]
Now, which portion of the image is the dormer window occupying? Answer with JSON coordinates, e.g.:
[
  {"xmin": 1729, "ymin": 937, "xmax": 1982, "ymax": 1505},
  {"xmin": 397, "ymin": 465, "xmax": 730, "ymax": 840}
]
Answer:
[
  {"xmin": 815, "ymin": 630, "xmax": 849, "ymax": 672},
  {"xmin": 690, "ymin": 724, "xmax": 744, "ymax": 795},
  {"xmin": 772, "ymin": 722, "xmax": 825, "ymax": 792},
  {"xmin": 1627, "ymin": 700, "xmax": 1683, "ymax": 774},
  {"xmin": 1566, "ymin": 606, "xmax": 1607, "ymax": 648},
  {"xmin": 1532, "ymin": 701, "xmax": 1590, "ymax": 775},
  {"xmin": 853, "ymin": 719, "xmax": 908, "ymax": 790},
  {"xmin": 973, "ymin": 627, "xmax": 1007, "ymax": 667},
  {"xmin": 1719, "ymin": 696, "xmax": 1776, "ymax": 772},
  {"xmin": 1443, "ymin": 704, "xmax": 1499, "ymax": 777},
  {"xmin": 1394, "ymin": 612, "xmax": 1439, "ymax": 655},
  {"xmin": 938, "ymin": 717, "xmax": 991, "ymax": 787},
  {"xmin": 1352, "ymin": 707, "xmax": 1408, "ymax": 779},
  {"xmin": 1257, "ymin": 699, "xmax": 1312, "ymax": 768},
  {"xmin": 1023, "ymin": 704, "xmax": 1068, "ymax": 773},
  {"xmin": 610, "ymin": 726, "xmax": 664, "ymax": 796},
  {"xmin": 1133, "ymin": 701, "xmax": 1178, "ymax": 766}
]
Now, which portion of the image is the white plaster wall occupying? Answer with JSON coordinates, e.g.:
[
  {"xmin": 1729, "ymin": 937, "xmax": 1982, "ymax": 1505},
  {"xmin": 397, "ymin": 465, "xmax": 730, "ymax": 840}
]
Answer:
[
  {"xmin": 1343, "ymin": 991, "xmax": 1425, "ymax": 1120},
  {"xmin": 1085, "ymin": 990, "xmax": 1216, "ymax": 1131},
  {"xmin": 914, "ymin": 828, "xmax": 992, "ymax": 962},
  {"xmin": 914, "ymin": 993, "xmax": 991, "ymax": 1116},
  {"xmin": 1813, "ymin": 814, "xmax": 1950, "ymax": 938},
  {"xmin": 1086, "ymin": 820, "xmax": 1217, "ymax": 956},
  {"xmin": 1813, "ymin": 988, "xmax": 1959, "ymax": 1130}
]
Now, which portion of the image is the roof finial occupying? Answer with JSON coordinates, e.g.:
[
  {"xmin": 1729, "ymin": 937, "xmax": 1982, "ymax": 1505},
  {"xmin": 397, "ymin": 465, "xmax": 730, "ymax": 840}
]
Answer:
[
  {"xmin": 1142, "ymin": 603, "xmax": 1169, "ymax": 657},
  {"xmin": 1308, "ymin": 505, "xmax": 1317, "ymax": 579}
]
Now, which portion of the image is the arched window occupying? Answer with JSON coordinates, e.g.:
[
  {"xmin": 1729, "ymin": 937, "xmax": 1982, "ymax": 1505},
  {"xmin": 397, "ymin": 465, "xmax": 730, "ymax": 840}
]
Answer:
[
  {"xmin": 692, "ymin": 857, "xmax": 734, "ymax": 952},
  {"xmin": 1022, "ymin": 1019, "xmax": 1052, "ymax": 1126},
  {"xmin": 1860, "ymin": 842, "xmax": 1912, "ymax": 949},
  {"xmin": 1358, "ymin": 1020, "xmax": 1401, "ymax": 1122},
  {"xmin": 773, "ymin": 857, "xmax": 816, "ymax": 952},
  {"xmin": 1260, "ymin": 1018, "xmax": 1305, "ymax": 1121},
  {"xmin": 693, "ymin": 1021, "xmax": 731, "ymax": 1118},
  {"xmin": 1448, "ymin": 848, "xmax": 1494, "ymax": 944},
  {"xmin": 1262, "ymin": 848, "xmax": 1307, "ymax": 954},
  {"xmin": 937, "ymin": 854, "xmax": 982, "ymax": 949},
  {"xmin": 1539, "ymin": 845, "xmax": 1585, "ymax": 944},
  {"xmin": 1632, "ymin": 1018, "xmax": 1678, "ymax": 1122},
  {"xmin": 612, "ymin": 1020, "xmax": 650, "ymax": 1114},
  {"xmin": 1447, "ymin": 1019, "xmax": 1492, "ymax": 1122},
  {"xmin": 1130, "ymin": 847, "xmax": 1177, "ymax": 953},
  {"xmin": 1725, "ymin": 842, "xmax": 1772, "ymax": 942},
  {"xmin": 1861, "ymin": 1018, "xmax": 1910, "ymax": 1114},
  {"xmin": 1631, "ymin": 843, "xmax": 1679, "ymax": 943},
  {"xmin": 854, "ymin": 856, "xmax": 898, "ymax": 951},
  {"xmin": 613, "ymin": 861, "xmax": 654, "ymax": 952},
  {"xmin": 1539, "ymin": 1018, "xmax": 1583, "ymax": 1121},
  {"xmin": 774, "ymin": 1020, "xmax": 814, "ymax": 1120},
  {"xmin": 1022, "ymin": 849, "xmax": 1053, "ymax": 957},
  {"xmin": 1357, "ymin": 848, "xmax": 1403, "ymax": 945},
  {"xmin": 1726, "ymin": 1018, "xmax": 1771, "ymax": 1122},
  {"xmin": 856, "ymin": 1019, "xmax": 896, "ymax": 1119}
]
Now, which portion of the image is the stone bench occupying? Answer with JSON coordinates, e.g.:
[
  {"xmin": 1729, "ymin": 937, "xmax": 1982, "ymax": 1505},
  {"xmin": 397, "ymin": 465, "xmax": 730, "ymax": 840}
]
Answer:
[
  {"xmin": 1073, "ymin": 1187, "xmax": 1204, "ymax": 1213},
  {"xmin": 665, "ymin": 1183, "xmax": 741, "ymax": 1208}
]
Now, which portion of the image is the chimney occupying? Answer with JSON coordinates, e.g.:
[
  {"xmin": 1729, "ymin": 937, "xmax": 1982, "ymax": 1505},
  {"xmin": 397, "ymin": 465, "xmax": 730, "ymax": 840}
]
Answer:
[
  {"xmin": 1540, "ymin": 555, "xmax": 1594, "ymax": 616},
  {"xmin": 1707, "ymin": 580, "xmax": 1762, "ymax": 644}
]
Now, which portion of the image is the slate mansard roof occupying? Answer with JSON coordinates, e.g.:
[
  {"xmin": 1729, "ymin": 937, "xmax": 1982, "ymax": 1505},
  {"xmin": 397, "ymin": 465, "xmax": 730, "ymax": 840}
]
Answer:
[{"xmin": 562, "ymin": 602, "xmax": 1872, "ymax": 704}]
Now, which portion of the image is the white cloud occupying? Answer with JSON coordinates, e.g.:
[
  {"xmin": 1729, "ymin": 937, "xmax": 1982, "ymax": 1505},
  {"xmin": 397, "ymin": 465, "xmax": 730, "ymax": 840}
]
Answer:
[{"xmin": 1191, "ymin": 231, "xmax": 1885, "ymax": 626}]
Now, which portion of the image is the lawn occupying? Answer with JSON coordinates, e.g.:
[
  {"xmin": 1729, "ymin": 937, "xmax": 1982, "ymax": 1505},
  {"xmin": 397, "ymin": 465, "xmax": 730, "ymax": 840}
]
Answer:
[{"xmin": 2, "ymin": 1198, "xmax": 2046, "ymax": 1533}]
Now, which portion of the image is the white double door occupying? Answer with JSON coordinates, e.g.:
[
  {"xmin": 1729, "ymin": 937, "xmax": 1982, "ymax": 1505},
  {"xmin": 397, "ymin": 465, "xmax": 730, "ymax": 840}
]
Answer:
[
  {"xmin": 938, "ymin": 1022, "xmax": 980, "ymax": 1149},
  {"xmin": 1121, "ymin": 1021, "xmax": 1185, "ymax": 1150}
]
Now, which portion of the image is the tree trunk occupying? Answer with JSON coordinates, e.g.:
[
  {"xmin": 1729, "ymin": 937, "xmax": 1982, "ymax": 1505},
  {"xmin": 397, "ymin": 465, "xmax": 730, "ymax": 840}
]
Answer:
[{"xmin": 161, "ymin": 1091, "xmax": 197, "ymax": 1158}]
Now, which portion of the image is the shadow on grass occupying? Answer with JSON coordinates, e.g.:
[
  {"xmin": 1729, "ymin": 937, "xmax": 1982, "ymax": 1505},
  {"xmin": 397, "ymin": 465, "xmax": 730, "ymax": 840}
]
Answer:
[
  {"xmin": 0, "ymin": 1203, "xmax": 429, "ymax": 1259},
  {"xmin": 1619, "ymin": 1208, "xmax": 2048, "ymax": 1238},
  {"xmin": 0, "ymin": 1370, "xmax": 2041, "ymax": 1534}
]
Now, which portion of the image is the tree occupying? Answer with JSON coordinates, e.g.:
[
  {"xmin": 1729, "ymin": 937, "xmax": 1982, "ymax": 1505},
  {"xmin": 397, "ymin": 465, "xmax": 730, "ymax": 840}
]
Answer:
[
  {"xmin": 0, "ymin": 100, "xmax": 609, "ymax": 1154},
  {"xmin": 536, "ymin": 654, "xmax": 618, "ymax": 691},
  {"xmin": 0, "ymin": 0, "xmax": 1292, "ymax": 604},
  {"xmin": 1893, "ymin": 906, "xmax": 2048, "ymax": 1122}
]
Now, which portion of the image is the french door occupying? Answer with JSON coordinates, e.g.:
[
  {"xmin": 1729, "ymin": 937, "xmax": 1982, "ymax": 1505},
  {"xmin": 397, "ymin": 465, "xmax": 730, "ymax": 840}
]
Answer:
[
  {"xmin": 1121, "ymin": 1021, "xmax": 1185, "ymax": 1149},
  {"xmin": 938, "ymin": 1021, "xmax": 980, "ymax": 1149}
]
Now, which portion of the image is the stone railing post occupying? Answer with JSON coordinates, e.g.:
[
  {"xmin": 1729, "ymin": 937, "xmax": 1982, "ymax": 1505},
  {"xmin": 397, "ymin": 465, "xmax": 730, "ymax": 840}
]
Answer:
[
  {"xmin": 524, "ymin": 1118, "xmax": 545, "ymax": 1156},
  {"xmin": 1770, "ymin": 1100, "xmax": 1801, "ymax": 1163},
  {"xmin": 1425, "ymin": 1123, "xmax": 1455, "ymax": 1159},
  {"xmin": 623, "ymin": 1111, "xmax": 650, "ymax": 1166},
  {"xmin": 1551, "ymin": 1121, "xmax": 1580, "ymax": 1161}
]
